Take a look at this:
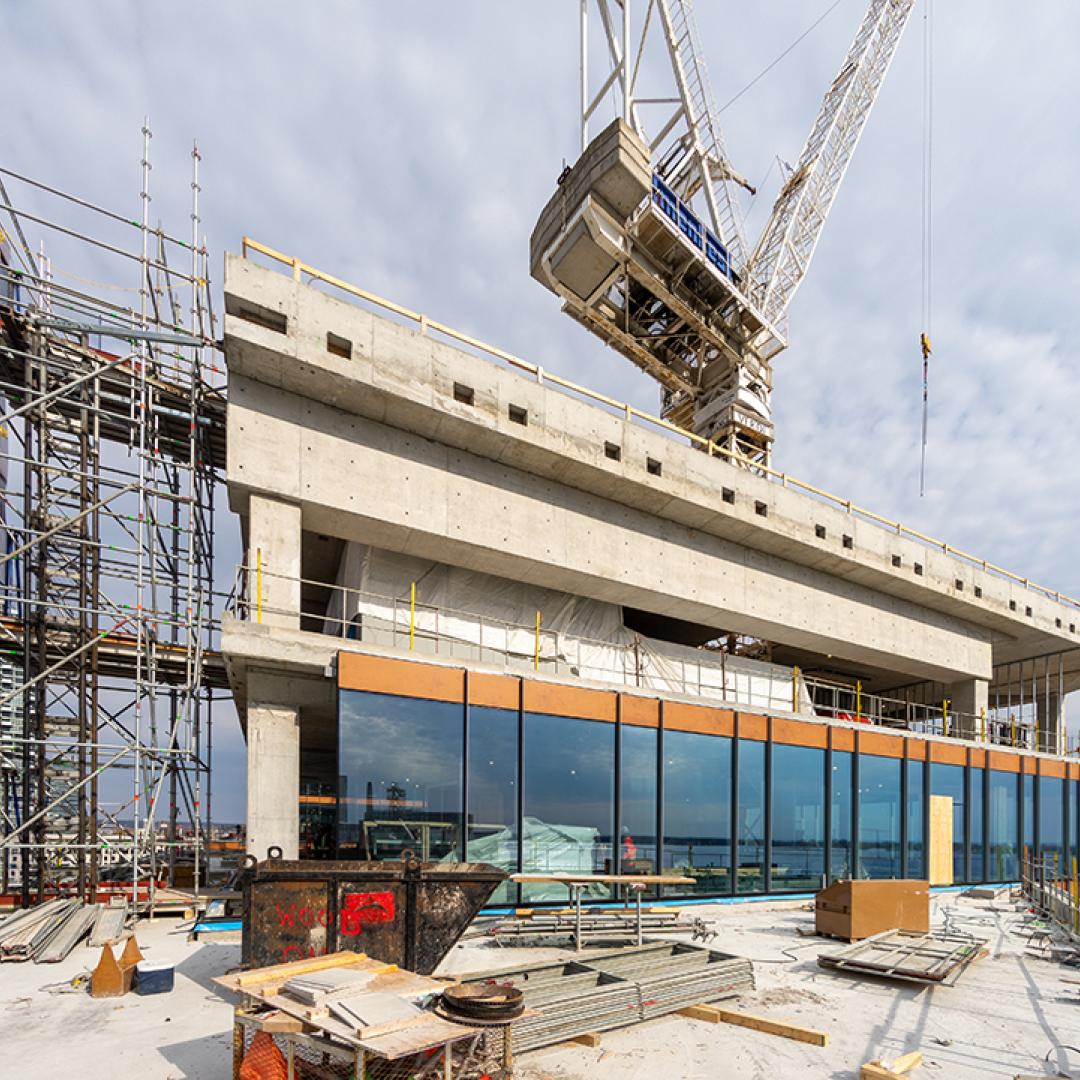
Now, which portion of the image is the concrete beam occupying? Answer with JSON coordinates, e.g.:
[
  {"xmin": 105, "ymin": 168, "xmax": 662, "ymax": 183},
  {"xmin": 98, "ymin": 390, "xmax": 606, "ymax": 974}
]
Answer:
[{"xmin": 945, "ymin": 678, "xmax": 989, "ymax": 740}]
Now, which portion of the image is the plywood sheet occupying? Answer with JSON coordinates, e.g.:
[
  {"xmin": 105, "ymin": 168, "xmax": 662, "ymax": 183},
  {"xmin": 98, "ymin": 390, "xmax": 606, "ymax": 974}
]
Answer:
[{"xmin": 929, "ymin": 796, "xmax": 953, "ymax": 887}]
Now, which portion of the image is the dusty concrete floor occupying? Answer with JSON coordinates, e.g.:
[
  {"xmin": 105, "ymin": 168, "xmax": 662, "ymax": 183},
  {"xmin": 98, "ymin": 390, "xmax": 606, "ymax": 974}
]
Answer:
[{"xmin": 0, "ymin": 892, "xmax": 1077, "ymax": 1079}]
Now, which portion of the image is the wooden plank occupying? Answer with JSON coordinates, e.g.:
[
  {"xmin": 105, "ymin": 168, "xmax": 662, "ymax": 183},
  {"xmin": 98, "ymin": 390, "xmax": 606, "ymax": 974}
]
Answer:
[
  {"xmin": 235, "ymin": 951, "xmax": 366, "ymax": 988},
  {"xmin": 677, "ymin": 1004, "xmax": 827, "ymax": 1047},
  {"xmin": 891, "ymin": 1051, "xmax": 923, "ymax": 1073},
  {"xmin": 861, "ymin": 1064, "xmax": 902, "ymax": 1080},
  {"xmin": 929, "ymin": 796, "xmax": 954, "ymax": 886},
  {"xmin": 567, "ymin": 1033, "xmax": 601, "ymax": 1047}
]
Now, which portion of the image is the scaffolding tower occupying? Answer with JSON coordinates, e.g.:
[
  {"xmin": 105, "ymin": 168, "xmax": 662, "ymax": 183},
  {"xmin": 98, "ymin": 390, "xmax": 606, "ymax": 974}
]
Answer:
[{"xmin": 0, "ymin": 124, "xmax": 227, "ymax": 906}]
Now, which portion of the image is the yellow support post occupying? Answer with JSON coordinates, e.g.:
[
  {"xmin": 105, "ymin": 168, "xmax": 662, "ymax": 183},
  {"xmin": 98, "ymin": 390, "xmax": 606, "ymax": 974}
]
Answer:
[
  {"xmin": 1010, "ymin": 715, "xmax": 1016, "ymax": 747},
  {"xmin": 856, "ymin": 680, "xmax": 862, "ymax": 720},
  {"xmin": 980, "ymin": 707, "xmax": 986, "ymax": 743},
  {"xmin": 1072, "ymin": 856, "xmax": 1078, "ymax": 934},
  {"xmin": 256, "ymin": 547, "xmax": 263, "ymax": 625},
  {"xmin": 792, "ymin": 667, "xmax": 800, "ymax": 713},
  {"xmin": 534, "ymin": 611, "xmax": 541, "ymax": 672},
  {"xmin": 409, "ymin": 581, "xmax": 416, "ymax": 651},
  {"xmin": 942, "ymin": 699, "xmax": 949, "ymax": 738}
]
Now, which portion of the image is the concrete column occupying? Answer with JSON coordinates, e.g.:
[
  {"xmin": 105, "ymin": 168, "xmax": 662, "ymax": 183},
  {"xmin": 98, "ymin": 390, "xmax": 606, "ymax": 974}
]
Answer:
[
  {"xmin": 248, "ymin": 493, "xmax": 302, "ymax": 629},
  {"xmin": 246, "ymin": 682, "xmax": 300, "ymax": 860},
  {"xmin": 946, "ymin": 678, "xmax": 989, "ymax": 741},
  {"xmin": 1036, "ymin": 693, "xmax": 1062, "ymax": 756}
]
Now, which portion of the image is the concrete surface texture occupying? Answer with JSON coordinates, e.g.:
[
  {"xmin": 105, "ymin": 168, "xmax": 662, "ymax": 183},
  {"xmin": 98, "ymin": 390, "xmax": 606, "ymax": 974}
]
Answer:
[
  {"xmin": 0, "ymin": 893, "xmax": 1076, "ymax": 1078},
  {"xmin": 222, "ymin": 255, "xmax": 1080, "ymax": 696}
]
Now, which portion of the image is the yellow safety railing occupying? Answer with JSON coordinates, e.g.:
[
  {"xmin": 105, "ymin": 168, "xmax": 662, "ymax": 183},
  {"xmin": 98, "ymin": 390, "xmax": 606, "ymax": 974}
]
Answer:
[{"xmin": 240, "ymin": 237, "xmax": 1080, "ymax": 614}]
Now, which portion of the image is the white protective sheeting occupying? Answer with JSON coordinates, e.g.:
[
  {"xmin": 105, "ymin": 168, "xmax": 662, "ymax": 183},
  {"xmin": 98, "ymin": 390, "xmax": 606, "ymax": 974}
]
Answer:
[{"xmin": 327, "ymin": 543, "xmax": 813, "ymax": 714}]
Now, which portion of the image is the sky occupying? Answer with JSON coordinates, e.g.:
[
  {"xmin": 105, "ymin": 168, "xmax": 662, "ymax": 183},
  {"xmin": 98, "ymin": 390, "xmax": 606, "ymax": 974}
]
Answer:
[{"xmin": 6, "ymin": 1, "xmax": 1080, "ymax": 822}]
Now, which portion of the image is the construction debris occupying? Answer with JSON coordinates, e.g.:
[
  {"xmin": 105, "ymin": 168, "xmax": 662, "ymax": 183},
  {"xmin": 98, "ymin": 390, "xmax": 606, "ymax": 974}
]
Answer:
[
  {"xmin": 0, "ymin": 899, "xmax": 102, "ymax": 963},
  {"xmin": 819, "ymin": 929, "xmax": 987, "ymax": 986},
  {"xmin": 88, "ymin": 903, "xmax": 129, "ymax": 947}
]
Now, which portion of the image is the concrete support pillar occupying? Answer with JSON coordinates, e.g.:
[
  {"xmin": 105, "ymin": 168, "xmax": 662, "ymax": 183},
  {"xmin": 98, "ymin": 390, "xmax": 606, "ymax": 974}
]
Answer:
[
  {"xmin": 246, "ymin": 678, "xmax": 300, "ymax": 860},
  {"xmin": 946, "ymin": 678, "xmax": 989, "ymax": 741},
  {"xmin": 248, "ymin": 494, "xmax": 302, "ymax": 629},
  {"xmin": 1036, "ymin": 693, "xmax": 1062, "ymax": 756}
]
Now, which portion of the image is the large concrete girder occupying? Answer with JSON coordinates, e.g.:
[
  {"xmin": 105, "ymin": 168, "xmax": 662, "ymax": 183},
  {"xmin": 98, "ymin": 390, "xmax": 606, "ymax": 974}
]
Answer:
[
  {"xmin": 229, "ymin": 374, "xmax": 989, "ymax": 684},
  {"xmin": 222, "ymin": 255, "xmax": 1080, "ymax": 684}
]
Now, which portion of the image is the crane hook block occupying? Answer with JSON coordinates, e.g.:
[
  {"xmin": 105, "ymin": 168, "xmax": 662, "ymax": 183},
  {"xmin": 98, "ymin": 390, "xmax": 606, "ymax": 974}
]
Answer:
[{"xmin": 920, "ymin": 332, "xmax": 932, "ymax": 359}]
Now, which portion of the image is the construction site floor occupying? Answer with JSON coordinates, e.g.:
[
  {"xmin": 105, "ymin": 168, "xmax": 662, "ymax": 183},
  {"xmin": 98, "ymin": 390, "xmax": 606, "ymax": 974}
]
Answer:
[{"xmin": 0, "ymin": 892, "xmax": 1077, "ymax": 1078}]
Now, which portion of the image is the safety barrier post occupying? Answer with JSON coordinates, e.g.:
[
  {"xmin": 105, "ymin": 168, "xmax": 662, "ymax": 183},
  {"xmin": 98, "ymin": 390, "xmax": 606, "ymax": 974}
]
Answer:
[
  {"xmin": 256, "ymin": 548, "xmax": 263, "ymax": 625},
  {"xmin": 942, "ymin": 699, "xmax": 949, "ymax": 738},
  {"xmin": 980, "ymin": 707, "xmax": 986, "ymax": 743},
  {"xmin": 792, "ymin": 666, "xmax": 800, "ymax": 713},
  {"xmin": 409, "ymin": 581, "xmax": 416, "ymax": 651},
  {"xmin": 1072, "ymin": 856, "xmax": 1078, "ymax": 934},
  {"xmin": 534, "ymin": 611, "xmax": 541, "ymax": 672},
  {"xmin": 856, "ymin": 680, "xmax": 862, "ymax": 721}
]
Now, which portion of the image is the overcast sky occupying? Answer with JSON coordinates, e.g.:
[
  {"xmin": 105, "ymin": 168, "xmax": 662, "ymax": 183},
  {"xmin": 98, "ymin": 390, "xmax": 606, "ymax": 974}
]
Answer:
[{"xmin": 7, "ymin": 2, "xmax": 1080, "ymax": 822}]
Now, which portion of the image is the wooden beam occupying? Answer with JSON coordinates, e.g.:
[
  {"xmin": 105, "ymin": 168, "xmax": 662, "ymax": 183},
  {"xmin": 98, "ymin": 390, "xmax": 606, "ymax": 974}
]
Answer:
[
  {"xmin": 891, "ymin": 1051, "xmax": 923, "ymax": 1074},
  {"xmin": 677, "ymin": 1004, "xmax": 827, "ymax": 1047},
  {"xmin": 235, "ymin": 951, "xmax": 366, "ymax": 988},
  {"xmin": 567, "ymin": 1033, "xmax": 602, "ymax": 1047}
]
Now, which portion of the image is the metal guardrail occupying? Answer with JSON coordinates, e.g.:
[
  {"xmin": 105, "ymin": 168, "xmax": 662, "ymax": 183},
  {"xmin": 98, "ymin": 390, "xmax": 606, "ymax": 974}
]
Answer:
[
  {"xmin": 1023, "ymin": 851, "xmax": 1080, "ymax": 941},
  {"xmin": 219, "ymin": 563, "xmax": 1069, "ymax": 755},
  {"xmin": 239, "ymin": 236, "xmax": 1080, "ymax": 615}
]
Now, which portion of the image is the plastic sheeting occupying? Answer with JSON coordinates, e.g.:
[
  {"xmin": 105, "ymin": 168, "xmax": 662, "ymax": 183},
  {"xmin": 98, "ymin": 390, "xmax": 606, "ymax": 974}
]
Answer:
[{"xmin": 327, "ymin": 543, "xmax": 814, "ymax": 715}]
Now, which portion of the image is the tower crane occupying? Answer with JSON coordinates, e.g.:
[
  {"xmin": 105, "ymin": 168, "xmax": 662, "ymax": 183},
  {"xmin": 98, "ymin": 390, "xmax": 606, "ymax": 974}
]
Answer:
[{"xmin": 530, "ymin": 0, "xmax": 917, "ymax": 467}]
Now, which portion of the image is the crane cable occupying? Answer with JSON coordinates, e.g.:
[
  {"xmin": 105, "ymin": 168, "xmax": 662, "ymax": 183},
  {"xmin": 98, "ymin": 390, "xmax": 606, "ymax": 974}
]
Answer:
[{"xmin": 919, "ymin": 0, "xmax": 935, "ymax": 497}]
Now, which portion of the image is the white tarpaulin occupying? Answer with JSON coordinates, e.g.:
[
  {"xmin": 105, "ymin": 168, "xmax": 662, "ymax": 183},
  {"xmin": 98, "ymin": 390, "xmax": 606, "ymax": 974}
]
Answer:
[{"xmin": 327, "ymin": 543, "xmax": 813, "ymax": 714}]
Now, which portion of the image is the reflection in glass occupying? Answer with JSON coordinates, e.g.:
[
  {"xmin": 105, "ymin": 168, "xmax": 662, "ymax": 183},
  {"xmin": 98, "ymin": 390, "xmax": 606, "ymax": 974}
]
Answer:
[
  {"xmin": 467, "ymin": 706, "xmax": 518, "ymax": 904},
  {"xmin": 338, "ymin": 690, "xmax": 463, "ymax": 861},
  {"xmin": 737, "ymin": 740, "xmax": 766, "ymax": 892},
  {"xmin": 663, "ymin": 731, "xmax": 731, "ymax": 895},
  {"xmin": 522, "ymin": 713, "xmax": 613, "ymax": 901},
  {"xmin": 988, "ymin": 770, "xmax": 1019, "ymax": 881},
  {"xmin": 859, "ymin": 754, "xmax": 901, "ymax": 879},
  {"xmin": 1023, "ymin": 774, "xmax": 1034, "ymax": 856},
  {"xmin": 1039, "ymin": 776, "xmax": 1064, "ymax": 867},
  {"xmin": 771, "ymin": 744, "xmax": 824, "ymax": 890},
  {"xmin": 621, "ymin": 725, "xmax": 658, "ymax": 889},
  {"xmin": 931, "ymin": 763, "xmax": 965, "ymax": 883},
  {"xmin": 830, "ymin": 751, "xmax": 853, "ymax": 881},
  {"xmin": 907, "ymin": 760, "xmax": 925, "ymax": 878},
  {"xmin": 970, "ymin": 767, "xmax": 984, "ymax": 882}
]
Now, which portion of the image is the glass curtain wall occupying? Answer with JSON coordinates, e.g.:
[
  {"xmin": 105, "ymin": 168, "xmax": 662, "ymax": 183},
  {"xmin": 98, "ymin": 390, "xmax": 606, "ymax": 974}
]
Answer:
[
  {"xmin": 988, "ymin": 770, "xmax": 1019, "ymax": 881},
  {"xmin": 663, "ymin": 731, "xmax": 731, "ymax": 895},
  {"xmin": 522, "ymin": 713, "xmax": 614, "ymax": 901},
  {"xmin": 737, "ymin": 740, "xmax": 766, "ymax": 892},
  {"xmin": 970, "ymin": 767, "xmax": 985, "ymax": 883},
  {"xmin": 931, "ymin": 763, "xmax": 965, "ymax": 883},
  {"xmin": 859, "ymin": 755, "xmax": 901, "ymax": 879},
  {"xmin": 771, "ymin": 744, "xmax": 825, "ymax": 891},
  {"xmin": 1039, "ymin": 777, "xmax": 1064, "ymax": 868},
  {"xmin": 337, "ymin": 690, "xmax": 464, "ymax": 861},
  {"xmin": 620, "ymin": 724, "xmax": 658, "ymax": 892},
  {"xmin": 907, "ymin": 760, "xmax": 925, "ymax": 878},
  {"xmin": 1023, "ymin": 774, "xmax": 1035, "ymax": 859},
  {"xmin": 830, "ymin": 750, "xmax": 853, "ymax": 881},
  {"xmin": 467, "ymin": 705, "xmax": 518, "ymax": 904}
]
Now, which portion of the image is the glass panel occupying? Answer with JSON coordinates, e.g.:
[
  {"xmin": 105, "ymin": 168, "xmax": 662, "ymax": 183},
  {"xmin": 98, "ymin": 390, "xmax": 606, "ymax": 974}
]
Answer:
[
  {"xmin": 662, "ymin": 730, "xmax": 731, "ymax": 895},
  {"xmin": 522, "ymin": 713, "xmax": 613, "ymax": 901},
  {"xmin": 907, "ymin": 760, "xmax": 925, "ymax": 878},
  {"xmin": 830, "ymin": 750, "xmax": 853, "ymax": 881},
  {"xmin": 771, "ymin": 744, "xmax": 824, "ymax": 891},
  {"xmin": 859, "ymin": 754, "xmax": 901, "ymax": 879},
  {"xmin": 737, "ymin": 740, "xmax": 766, "ymax": 893},
  {"xmin": 620, "ymin": 725, "xmax": 658, "ymax": 889},
  {"xmin": 970, "ymin": 767, "xmax": 984, "ymax": 883},
  {"xmin": 1023, "ymin": 774, "xmax": 1034, "ymax": 859},
  {"xmin": 467, "ymin": 706, "xmax": 518, "ymax": 905},
  {"xmin": 988, "ymin": 770, "xmax": 1019, "ymax": 881},
  {"xmin": 931, "ymin": 763, "xmax": 965, "ymax": 883},
  {"xmin": 1071, "ymin": 781, "xmax": 1079, "ymax": 875},
  {"xmin": 337, "ymin": 690, "xmax": 463, "ymax": 861},
  {"xmin": 300, "ymin": 779, "xmax": 337, "ymax": 860},
  {"xmin": 1039, "ymin": 776, "xmax": 1065, "ymax": 869}
]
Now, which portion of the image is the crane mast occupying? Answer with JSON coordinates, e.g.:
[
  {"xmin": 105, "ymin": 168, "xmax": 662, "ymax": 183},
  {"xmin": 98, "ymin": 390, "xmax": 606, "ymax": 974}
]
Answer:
[{"xmin": 530, "ymin": 0, "xmax": 916, "ymax": 466}]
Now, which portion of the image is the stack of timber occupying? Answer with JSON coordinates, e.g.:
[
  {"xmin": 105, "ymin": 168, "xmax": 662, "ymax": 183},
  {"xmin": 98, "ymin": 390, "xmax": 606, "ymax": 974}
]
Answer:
[
  {"xmin": 819, "ymin": 929, "xmax": 987, "ymax": 986},
  {"xmin": 464, "ymin": 940, "xmax": 754, "ymax": 1053},
  {"xmin": 0, "ymin": 899, "xmax": 121, "ymax": 962}
]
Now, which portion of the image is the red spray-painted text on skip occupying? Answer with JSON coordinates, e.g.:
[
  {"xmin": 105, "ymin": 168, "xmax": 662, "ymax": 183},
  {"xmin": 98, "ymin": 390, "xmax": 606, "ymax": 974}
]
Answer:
[{"xmin": 275, "ymin": 891, "xmax": 395, "ymax": 937}]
